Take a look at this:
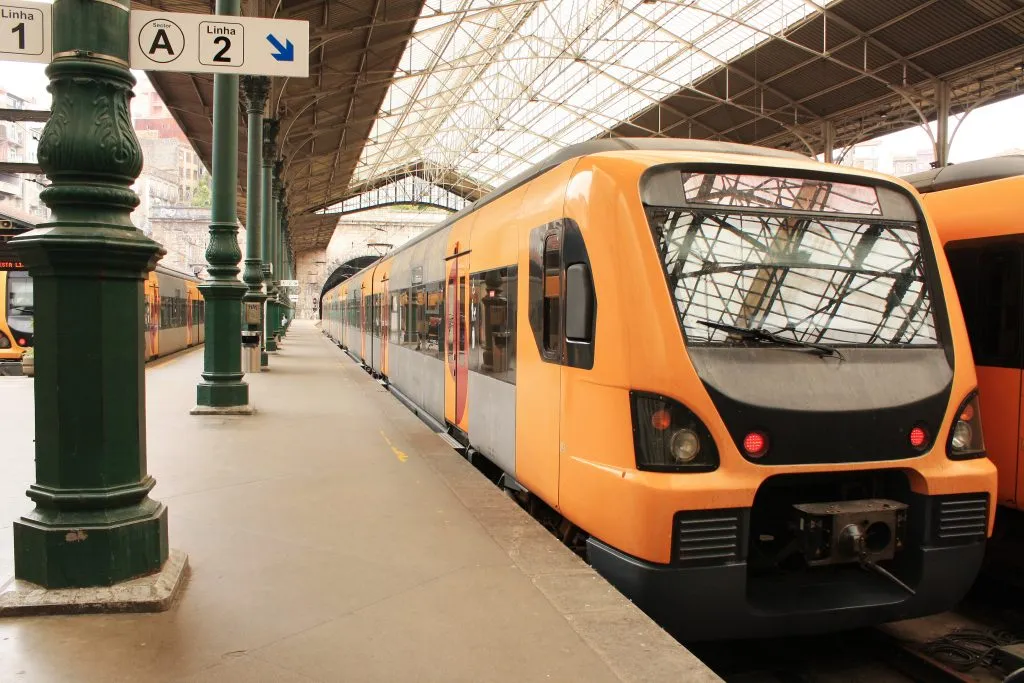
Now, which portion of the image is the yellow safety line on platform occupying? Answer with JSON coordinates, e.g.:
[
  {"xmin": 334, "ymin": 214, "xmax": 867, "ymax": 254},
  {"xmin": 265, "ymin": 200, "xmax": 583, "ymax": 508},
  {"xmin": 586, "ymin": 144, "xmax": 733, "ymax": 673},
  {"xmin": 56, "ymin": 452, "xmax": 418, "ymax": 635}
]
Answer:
[{"xmin": 379, "ymin": 431, "xmax": 408, "ymax": 462}]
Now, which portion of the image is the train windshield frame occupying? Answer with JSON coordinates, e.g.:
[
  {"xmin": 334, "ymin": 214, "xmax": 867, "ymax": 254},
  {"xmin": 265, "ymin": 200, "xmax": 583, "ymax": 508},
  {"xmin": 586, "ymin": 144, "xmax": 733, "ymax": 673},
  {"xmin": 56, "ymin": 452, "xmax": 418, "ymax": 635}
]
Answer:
[
  {"xmin": 6, "ymin": 270, "xmax": 33, "ymax": 338},
  {"xmin": 641, "ymin": 166, "xmax": 941, "ymax": 349}
]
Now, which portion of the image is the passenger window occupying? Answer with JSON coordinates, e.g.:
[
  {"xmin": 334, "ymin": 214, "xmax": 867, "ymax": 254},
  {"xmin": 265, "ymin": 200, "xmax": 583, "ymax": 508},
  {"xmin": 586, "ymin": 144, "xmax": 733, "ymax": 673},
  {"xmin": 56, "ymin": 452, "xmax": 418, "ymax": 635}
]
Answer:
[
  {"xmin": 543, "ymin": 233, "xmax": 561, "ymax": 355},
  {"xmin": 469, "ymin": 267, "xmax": 518, "ymax": 384},
  {"xmin": 947, "ymin": 243, "xmax": 1024, "ymax": 368}
]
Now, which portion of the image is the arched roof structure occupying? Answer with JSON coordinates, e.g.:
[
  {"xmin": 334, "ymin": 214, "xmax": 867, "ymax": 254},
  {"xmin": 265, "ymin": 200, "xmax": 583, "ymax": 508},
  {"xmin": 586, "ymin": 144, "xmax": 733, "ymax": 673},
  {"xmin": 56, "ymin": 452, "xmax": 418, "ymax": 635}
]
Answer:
[{"xmin": 144, "ymin": 0, "xmax": 1024, "ymax": 253}]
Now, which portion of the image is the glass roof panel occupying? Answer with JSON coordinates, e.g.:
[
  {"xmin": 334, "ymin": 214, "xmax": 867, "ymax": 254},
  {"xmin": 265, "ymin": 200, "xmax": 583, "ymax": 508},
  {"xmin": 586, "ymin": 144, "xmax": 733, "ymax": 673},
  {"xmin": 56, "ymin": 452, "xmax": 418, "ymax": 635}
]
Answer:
[{"xmin": 352, "ymin": 0, "xmax": 838, "ymax": 195}]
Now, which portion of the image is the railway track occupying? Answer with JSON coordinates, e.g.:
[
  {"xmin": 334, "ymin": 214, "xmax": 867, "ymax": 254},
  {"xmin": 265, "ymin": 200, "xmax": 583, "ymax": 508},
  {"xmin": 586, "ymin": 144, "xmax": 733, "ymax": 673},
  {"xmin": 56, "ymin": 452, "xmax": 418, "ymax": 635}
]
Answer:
[{"xmin": 401, "ymin": 374, "xmax": 1024, "ymax": 683}]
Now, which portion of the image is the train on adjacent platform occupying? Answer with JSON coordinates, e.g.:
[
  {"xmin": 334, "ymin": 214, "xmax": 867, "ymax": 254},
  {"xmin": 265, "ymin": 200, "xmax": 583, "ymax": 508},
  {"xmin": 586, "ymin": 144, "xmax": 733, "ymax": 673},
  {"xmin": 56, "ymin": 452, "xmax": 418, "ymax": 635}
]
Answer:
[
  {"xmin": 321, "ymin": 138, "xmax": 997, "ymax": 641},
  {"xmin": 906, "ymin": 155, "xmax": 1024, "ymax": 515},
  {"xmin": 0, "ymin": 262, "xmax": 205, "ymax": 367}
]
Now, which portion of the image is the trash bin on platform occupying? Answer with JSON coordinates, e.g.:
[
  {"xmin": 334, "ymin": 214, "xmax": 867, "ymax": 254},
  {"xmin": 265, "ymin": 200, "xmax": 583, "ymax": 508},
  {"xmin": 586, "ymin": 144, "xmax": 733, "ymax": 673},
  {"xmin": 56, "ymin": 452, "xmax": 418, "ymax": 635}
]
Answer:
[{"xmin": 241, "ymin": 331, "xmax": 260, "ymax": 373}]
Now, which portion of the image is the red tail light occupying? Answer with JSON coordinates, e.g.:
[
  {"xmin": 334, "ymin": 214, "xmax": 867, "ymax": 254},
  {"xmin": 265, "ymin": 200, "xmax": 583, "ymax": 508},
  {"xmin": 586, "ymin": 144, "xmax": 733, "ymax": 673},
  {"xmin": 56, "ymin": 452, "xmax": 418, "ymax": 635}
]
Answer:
[
  {"xmin": 17, "ymin": 338, "xmax": 25, "ymax": 346},
  {"xmin": 743, "ymin": 431, "xmax": 768, "ymax": 458},
  {"xmin": 909, "ymin": 426, "xmax": 928, "ymax": 449}
]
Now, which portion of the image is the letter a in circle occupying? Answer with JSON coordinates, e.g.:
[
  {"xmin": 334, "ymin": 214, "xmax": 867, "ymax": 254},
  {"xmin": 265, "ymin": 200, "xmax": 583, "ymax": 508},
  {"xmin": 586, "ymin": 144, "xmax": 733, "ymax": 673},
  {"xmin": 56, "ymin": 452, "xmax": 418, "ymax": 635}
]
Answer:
[{"xmin": 149, "ymin": 29, "xmax": 174, "ymax": 56}]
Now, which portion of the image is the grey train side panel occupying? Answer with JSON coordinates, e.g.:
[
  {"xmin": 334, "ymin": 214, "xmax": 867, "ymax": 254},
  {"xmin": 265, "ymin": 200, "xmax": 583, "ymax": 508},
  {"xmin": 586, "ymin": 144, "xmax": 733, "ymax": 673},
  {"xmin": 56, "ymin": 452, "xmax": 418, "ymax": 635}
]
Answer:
[
  {"xmin": 467, "ymin": 371, "xmax": 516, "ymax": 474},
  {"xmin": 388, "ymin": 343, "xmax": 445, "ymax": 423}
]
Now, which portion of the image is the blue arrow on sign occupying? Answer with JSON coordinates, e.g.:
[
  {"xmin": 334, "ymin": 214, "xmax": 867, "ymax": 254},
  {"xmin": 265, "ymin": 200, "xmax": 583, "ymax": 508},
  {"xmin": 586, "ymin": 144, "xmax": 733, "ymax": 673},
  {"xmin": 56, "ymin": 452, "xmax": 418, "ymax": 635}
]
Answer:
[{"xmin": 267, "ymin": 34, "xmax": 294, "ymax": 62}]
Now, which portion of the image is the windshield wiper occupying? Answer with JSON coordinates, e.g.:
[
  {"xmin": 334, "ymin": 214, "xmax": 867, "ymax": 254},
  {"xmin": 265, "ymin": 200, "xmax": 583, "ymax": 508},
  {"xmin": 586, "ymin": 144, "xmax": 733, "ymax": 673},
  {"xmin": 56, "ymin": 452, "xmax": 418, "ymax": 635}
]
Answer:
[{"xmin": 697, "ymin": 319, "xmax": 844, "ymax": 360}]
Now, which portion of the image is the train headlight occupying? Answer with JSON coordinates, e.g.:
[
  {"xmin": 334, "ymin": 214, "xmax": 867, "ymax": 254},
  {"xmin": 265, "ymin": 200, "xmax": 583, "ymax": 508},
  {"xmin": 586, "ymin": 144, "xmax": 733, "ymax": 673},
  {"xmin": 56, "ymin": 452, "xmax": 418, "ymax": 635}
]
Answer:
[
  {"xmin": 670, "ymin": 429, "xmax": 701, "ymax": 463},
  {"xmin": 630, "ymin": 392, "xmax": 718, "ymax": 472},
  {"xmin": 947, "ymin": 392, "xmax": 985, "ymax": 460},
  {"xmin": 951, "ymin": 422, "xmax": 972, "ymax": 451}
]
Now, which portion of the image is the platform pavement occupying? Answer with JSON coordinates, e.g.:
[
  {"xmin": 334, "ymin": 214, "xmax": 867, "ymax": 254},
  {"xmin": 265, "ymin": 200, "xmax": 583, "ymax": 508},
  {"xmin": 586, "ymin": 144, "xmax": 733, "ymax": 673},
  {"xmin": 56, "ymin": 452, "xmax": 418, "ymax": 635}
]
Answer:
[{"xmin": 0, "ymin": 320, "xmax": 721, "ymax": 683}]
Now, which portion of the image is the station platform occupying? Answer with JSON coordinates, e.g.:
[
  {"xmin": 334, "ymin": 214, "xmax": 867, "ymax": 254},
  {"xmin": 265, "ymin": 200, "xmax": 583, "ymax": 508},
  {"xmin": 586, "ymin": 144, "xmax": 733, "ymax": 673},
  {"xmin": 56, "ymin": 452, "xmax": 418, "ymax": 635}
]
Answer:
[{"xmin": 0, "ymin": 321, "xmax": 720, "ymax": 683}]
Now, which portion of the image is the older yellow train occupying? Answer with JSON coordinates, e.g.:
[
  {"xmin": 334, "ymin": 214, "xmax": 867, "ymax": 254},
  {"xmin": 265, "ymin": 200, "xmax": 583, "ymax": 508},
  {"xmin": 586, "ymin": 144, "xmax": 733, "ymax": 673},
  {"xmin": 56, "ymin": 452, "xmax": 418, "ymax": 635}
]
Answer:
[
  {"xmin": 0, "ymin": 262, "xmax": 204, "ymax": 368},
  {"xmin": 323, "ymin": 138, "xmax": 995, "ymax": 640}
]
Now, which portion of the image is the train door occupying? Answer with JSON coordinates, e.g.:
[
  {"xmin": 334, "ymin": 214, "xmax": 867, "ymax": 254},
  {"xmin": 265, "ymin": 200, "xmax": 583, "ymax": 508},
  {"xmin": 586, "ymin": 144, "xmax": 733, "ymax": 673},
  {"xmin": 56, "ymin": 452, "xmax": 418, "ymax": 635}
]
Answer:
[
  {"xmin": 380, "ymin": 276, "xmax": 389, "ymax": 376},
  {"xmin": 185, "ymin": 287, "xmax": 194, "ymax": 346},
  {"xmin": 946, "ymin": 239, "xmax": 1024, "ymax": 507},
  {"xmin": 445, "ymin": 239, "xmax": 471, "ymax": 434},
  {"xmin": 360, "ymin": 281, "xmax": 368, "ymax": 362},
  {"xmin": 145, "ymin": 274, "xmax": 159, "ymax": 359},
  {"xmin": 514, "ymin": 221, "xmax": 565, "ymax": 507}
]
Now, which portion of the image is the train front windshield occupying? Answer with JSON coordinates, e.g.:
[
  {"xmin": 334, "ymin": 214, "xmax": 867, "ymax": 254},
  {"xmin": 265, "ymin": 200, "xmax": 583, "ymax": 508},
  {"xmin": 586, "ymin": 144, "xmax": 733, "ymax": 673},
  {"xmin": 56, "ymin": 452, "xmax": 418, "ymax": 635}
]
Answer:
[
  {"xmin": 642, "ymin": 170, "xmax": 938, "ymax": 349},
  {"xmin": 6, "ymin": 271, "xmax": 33, "ymax": 345}
]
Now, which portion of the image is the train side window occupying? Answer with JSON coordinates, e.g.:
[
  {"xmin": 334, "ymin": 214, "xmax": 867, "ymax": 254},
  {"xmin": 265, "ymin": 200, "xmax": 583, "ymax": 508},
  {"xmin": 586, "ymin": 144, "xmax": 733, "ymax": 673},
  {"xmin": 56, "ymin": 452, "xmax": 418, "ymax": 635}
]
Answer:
[
  {"xmin": 542, "ymin": 233, "xmax": 562, "ymax": 356},
  {"xmin": 426, "ymin": 282, "xmax": 444, "ymax": 360},
  {"xmin": 947, "ymin": 243, "xmax": 1024, "ymax": 368},
  {"xmin": 393, "ymin": 292, "xmax": 403, "ymax": 344},
  {"xmin": 469, "ymin": 266, "xmax": 518, "ymax": 384}
]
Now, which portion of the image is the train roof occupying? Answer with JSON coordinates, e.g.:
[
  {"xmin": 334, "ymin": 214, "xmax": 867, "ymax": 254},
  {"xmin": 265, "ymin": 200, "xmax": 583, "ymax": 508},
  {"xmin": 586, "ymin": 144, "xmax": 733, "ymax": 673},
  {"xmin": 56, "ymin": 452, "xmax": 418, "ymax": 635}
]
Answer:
[
  {"xmin": 903, "ymin": 155, "xmax": 1024, "ymax": 194},
  {"xmin": 154, "ymin": 261, "xmax": 203, "ymax": 283},
  {"xmin": 362, "ymin": 138, "xmax": 811, "ymax": 264}
]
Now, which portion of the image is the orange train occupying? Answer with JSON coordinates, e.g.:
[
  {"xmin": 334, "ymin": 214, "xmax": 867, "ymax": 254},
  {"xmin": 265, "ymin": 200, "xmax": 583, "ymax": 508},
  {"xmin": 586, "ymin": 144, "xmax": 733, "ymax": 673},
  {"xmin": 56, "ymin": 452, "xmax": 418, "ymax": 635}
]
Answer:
[
  {"xmin": 322, "ymin": 139, "xmax": 996, "ymax": 640},
  {"xmin": 906, "ymin": 156, "xmax": 1024, "ymax": 513},
  {"xmin": 0, "ymin": 262, "xmax": 204, "ymax": 368}
]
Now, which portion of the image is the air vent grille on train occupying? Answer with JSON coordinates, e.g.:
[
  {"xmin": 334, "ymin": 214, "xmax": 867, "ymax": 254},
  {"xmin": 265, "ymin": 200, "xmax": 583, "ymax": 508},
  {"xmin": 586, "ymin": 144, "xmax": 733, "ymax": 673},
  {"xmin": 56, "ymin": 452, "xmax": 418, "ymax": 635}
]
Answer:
[
  {"xmin": 672, "ymin": 509, "xmax": 747, "ymax": 567},
  {"xmin": 932, "ymin": 494, "xmax": 988, "ymax": 546}
]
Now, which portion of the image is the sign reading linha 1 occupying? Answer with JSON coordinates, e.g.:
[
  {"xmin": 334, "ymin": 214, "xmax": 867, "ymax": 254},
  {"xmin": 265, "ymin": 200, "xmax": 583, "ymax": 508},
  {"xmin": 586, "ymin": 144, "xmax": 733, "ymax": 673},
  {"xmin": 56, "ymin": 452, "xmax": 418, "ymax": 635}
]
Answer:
[
  {"xmin": 0, "ymin": 1, "xmax": 51, "ymax": 64},
  {"xmin": 129, "ymin": 10, "xmax": 308, "ymax": 78}
]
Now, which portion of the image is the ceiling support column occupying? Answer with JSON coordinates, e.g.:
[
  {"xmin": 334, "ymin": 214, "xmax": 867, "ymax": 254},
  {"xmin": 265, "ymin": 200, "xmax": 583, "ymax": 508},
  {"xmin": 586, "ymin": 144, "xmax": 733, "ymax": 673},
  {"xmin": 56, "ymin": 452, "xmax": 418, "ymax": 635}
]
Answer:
[
  {"xmin": 261, "ymin": 119, "xmax": 278, "ymax": 362},
  {"xmin": 7, "ymin": 0, "xmax": 182, "ymax": 594},
  {"xmin": 266, "ymin": 163, "xmax": 281, "ymax": 351},
  {"xmin": 934, "ymin": 80, "xmax": 950, "ymax": 168},
  {"xmin": 241, "ymin": 76, "xmax": 270, "ymax": 372},
  {"xmin": 272, "ymin": 184, "xmax": 287, "ymax": 344},
  {"xmin": 822, "ymin": 119, "xmax": 836, "ymax": 164},
  {"xmin": 192, "ymin": 0, "xmax": 252, "ymax": 414}
]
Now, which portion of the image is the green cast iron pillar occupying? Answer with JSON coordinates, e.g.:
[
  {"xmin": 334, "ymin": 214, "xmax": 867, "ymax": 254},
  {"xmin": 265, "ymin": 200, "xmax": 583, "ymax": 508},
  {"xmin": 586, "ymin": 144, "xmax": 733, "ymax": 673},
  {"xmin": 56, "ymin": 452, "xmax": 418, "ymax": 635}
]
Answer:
[
  {"xmin": 8, "ymin": 0, "xmax": 171, "ymax": 588},
  {"xmin": 282, "ymin": 225, "xmax": 291, "ymax": 333},
  {"xmin": 193, "ymin": 0, "xmax": 251, "ymax": 413},
  {"xmin": 260, "ymin": 118, "xmax": 278, "ymax": 363},
  {"xmin": 266, "ymin": 160, "xmax": 281, "ymax": 351},
  {"xmin": 240, "ymin": 75, "xmax": 269, "ymax": 371},
  {"xmin": 274, "ymin": 190, "xmax": 287, "ymax": 342}
]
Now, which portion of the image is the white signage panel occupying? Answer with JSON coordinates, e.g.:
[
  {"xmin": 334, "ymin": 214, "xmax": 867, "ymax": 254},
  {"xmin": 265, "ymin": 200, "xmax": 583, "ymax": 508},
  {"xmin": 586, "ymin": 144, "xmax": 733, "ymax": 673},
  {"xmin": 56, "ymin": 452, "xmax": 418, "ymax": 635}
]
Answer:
[
  {"xmin": 288, "ymin": 294, "xmax": 299, "ymax": 302},
  {"xmin": 129, "ymin": 10, "xmax": 308, "ymax": 78},
  {"xmin": 0, "ymin": 1, "xmax": 50, "ymax": 64},
  {"xmin": 279, "ymin": 279, "xmax": 298, "ymax": 287}
]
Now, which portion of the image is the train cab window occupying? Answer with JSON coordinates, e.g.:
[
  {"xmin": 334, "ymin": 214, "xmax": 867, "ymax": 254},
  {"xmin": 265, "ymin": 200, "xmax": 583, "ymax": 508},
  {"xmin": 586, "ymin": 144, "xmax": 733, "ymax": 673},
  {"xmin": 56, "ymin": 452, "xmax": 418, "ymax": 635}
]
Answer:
[
  {"xmin": 946, "ymin": 243, "xmax": 1024, "ymax": 368},
  {"xmin": 542, "ymin": 233, "xmax": 562, "ymax": 355}
]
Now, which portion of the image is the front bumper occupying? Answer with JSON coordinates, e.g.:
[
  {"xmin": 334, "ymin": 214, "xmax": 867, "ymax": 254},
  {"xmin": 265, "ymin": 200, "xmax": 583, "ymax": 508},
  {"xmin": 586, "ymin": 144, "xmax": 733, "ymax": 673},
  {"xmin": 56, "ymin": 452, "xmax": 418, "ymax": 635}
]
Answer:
[{"xmin": 587, "ymin": 511, "xmax": 987, "ymax": 642}]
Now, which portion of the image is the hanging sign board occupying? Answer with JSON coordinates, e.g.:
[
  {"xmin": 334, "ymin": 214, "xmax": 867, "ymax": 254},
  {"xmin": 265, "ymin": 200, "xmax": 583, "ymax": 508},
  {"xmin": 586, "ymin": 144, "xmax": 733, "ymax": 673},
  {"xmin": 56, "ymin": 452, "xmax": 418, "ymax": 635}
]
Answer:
[
  {"xmin": 279, "ymin": 279, "xmax": 298, "ymax": 287},
  {"xmin": 0, "ymin": 1, "xmax": 51, "ymax": 64},
  {"xmin": 129, "ymin": 10, "xmax": 308, "ymax": 77},
  {"xmin": 0, "ymin": 225, "xmax": 27, "ymax": 270}
]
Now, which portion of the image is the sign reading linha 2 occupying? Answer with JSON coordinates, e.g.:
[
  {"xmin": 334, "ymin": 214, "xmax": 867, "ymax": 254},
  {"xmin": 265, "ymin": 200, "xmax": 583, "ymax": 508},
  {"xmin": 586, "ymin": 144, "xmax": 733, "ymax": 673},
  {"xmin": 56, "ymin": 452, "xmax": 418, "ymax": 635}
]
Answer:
[{"xmin": 129, "ymin": 10, "xmax": 308, "ymax": 78}]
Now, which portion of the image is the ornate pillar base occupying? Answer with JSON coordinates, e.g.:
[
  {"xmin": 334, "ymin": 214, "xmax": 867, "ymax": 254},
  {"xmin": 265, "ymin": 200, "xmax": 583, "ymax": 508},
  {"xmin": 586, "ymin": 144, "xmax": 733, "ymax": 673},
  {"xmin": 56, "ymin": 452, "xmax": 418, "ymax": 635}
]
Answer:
[
  {"xmin": 14, "ymin": 496, "xmax": 168, "ymax": 588},
  {"xmin": 193, "ymin": 280, "xmax": 252, "ymax": 413}
]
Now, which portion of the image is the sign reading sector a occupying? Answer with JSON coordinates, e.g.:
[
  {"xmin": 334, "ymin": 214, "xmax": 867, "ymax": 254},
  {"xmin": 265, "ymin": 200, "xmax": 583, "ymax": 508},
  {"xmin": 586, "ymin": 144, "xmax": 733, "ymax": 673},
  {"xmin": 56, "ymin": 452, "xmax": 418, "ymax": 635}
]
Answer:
[
  {"xmin": 0, "ymin": 1, "xmax": 50, "ymax": 64},
  {"xmin": 129, "ymin": 10, "xmax": 308, "ymax": 78}
]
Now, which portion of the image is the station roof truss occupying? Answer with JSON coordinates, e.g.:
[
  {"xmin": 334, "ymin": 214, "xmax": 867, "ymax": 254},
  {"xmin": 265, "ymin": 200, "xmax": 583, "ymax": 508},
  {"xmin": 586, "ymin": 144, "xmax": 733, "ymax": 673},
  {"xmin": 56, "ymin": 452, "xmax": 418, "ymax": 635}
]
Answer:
[{"xmin": 143, "ymin": 0, "xmax": 1024, "ymax": 254}]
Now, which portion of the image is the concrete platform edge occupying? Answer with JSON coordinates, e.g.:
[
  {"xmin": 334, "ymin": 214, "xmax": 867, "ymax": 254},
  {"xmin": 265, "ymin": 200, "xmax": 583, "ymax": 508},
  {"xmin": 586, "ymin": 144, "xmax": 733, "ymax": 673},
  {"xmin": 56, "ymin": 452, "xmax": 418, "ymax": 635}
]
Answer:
[
  {"xmin": 0, "ymin": 549, "xmax": 189, "ymax": 617},
  {"xmin": 331, "ymin": 335, "xmax": 723, "ymax": 683}
]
